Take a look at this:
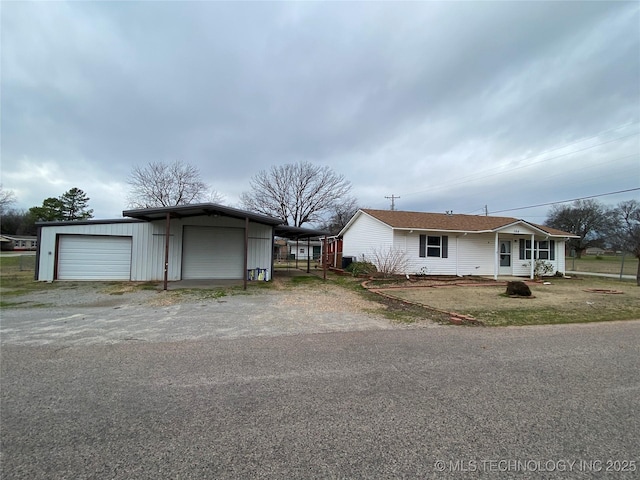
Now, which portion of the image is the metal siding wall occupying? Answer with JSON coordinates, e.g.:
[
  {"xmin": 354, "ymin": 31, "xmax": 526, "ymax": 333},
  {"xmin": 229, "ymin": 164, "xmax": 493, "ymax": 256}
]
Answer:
[
  {"xmin": 144, "ymin": 221, "xmax": 181, "ymax": 281},
  {"xmin": 247, "ymin": 223, "xmax": 273, "ymax": 272},
  {"xmin": 38, "ymin": 218, "xmax": 275, "ymax": 282},
  {"xmin": 37, "ymin": 228, "xmax": 56, "ymax": 281}
]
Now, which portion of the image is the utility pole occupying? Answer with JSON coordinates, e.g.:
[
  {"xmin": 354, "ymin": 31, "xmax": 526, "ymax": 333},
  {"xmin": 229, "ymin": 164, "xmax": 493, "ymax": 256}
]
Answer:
[
  {"xmin": 484, "ymin": 205, "xmax": 489, "ymax": 216},
  {"xmin": 385, "ymin": 194, "xmax": 400, "ymax": 211}
]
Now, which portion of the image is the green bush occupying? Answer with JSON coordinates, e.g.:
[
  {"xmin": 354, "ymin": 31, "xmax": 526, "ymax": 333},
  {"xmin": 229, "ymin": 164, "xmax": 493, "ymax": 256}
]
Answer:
[{"xmin": 345, "ymin": 261, "xmax": 377, "ymax": 277}]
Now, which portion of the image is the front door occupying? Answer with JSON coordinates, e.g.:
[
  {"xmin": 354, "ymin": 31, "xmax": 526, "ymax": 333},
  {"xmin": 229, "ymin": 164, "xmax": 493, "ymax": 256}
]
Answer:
[{"xmin": 499, "ymin": 240, "xmax": 512, "ymax": 275}]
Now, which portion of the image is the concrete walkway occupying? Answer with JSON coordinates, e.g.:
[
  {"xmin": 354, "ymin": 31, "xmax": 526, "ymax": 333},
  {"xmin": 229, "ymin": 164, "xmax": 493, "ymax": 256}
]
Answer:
[{"xmin": 566, "ymin": 271, "xmax": 636, "ymax": 280}]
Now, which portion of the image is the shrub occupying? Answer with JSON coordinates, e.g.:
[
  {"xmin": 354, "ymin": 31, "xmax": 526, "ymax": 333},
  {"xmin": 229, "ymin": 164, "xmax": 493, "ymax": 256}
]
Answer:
[
  {"xmin": 345, "ymin": 261, "xmax": 377, "ymax": 277},
  {"xmin": 521, "ymin": 260, "xmax": 555, "ymax": 279},
  {"xmin": 369, "ymin": 247, "xmax": 410, "ymax": 278}
]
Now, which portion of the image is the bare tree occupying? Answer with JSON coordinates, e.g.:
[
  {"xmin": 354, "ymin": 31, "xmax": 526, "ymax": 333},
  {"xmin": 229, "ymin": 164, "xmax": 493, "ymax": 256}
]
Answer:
[
  {"xmin": 611, "ymin": 200, "xmax": 640, "ymax": 285},
  {"xmin": 240, "ymin": 162, "xmax": 352, "ymax": 227},
  {"xmin": 545, "ymin": 199, "xmax": 614, "ymax": 258},
  {"xmin": 127, "ymin": 161, "xmax": 217, "ymax": 208},
  {"xmin": 1, "ymin": 209, "xmax": 35, "ymax": 235},
  {"xmin": 318, "ymin": 196, "xmax": 361, "ymax": 235},
  {"xmin": 0, "ymin": 185, "xmax": 16, "ymax": 216}
]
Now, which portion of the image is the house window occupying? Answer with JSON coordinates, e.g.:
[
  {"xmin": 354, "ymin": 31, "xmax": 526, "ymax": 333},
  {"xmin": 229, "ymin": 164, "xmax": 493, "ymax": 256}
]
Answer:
[
  {"xmin": 537, "ymin": 240, "xmax": 554, "ymax": 260},
  {"xmin": 519, "ymin": 239, "xmax": 555, "ymax": 260},
  {"xmin": 300, "ymin": 248, "xmax": 305, "ymax": 254},
  {"xmin": 419, "ymin": 235, "xmax": 448, "ymax": 258}
]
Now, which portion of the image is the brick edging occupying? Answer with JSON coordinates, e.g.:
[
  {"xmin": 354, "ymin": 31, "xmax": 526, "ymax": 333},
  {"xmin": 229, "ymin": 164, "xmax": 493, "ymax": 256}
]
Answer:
[{"xmin": 361, "ymin": 280, "xmax": 484, "ymax": 326}]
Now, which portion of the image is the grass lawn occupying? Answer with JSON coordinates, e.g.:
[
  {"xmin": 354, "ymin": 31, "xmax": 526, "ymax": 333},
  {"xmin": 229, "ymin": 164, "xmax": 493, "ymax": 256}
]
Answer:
[
  {"xmin": 0, "ymin": 255, "xmax": 50, "ymax": 306},
  {"xmin": 384, "ymin": 277, "xmax": 640, "ymax": 326},
  {"xmin": 566, "ymin": 255, "xmax": 638, "ymax": 276}
]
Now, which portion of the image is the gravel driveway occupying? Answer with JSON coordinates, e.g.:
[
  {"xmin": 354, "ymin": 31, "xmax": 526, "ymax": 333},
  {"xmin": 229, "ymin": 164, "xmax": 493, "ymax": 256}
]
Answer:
[{"xmin": 0, "ymin": 280, "xmax": 420, "ymax": 346}]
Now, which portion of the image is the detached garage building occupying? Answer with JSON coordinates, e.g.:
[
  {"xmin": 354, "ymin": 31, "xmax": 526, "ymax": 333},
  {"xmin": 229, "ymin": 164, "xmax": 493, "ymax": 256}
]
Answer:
[{"xmin": 36, "ymin": 204, "xmax": 285, "ymax": 287}]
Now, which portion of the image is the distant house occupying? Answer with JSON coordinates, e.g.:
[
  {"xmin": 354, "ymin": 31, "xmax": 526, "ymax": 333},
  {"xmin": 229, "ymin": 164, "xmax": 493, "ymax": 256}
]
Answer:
[
  {"xmin": 287, "ymin": 238, "xmax": 323, "ymax": 261},
  {"xmin": 0, "ymin": 235, "xmax": 37, "ymax": 251},
  {"xmin": 339, "ymin": 209, "xmax": 578, "ymax": 279},
  {"xmin": 584, "ymin": 247, "xmax": 606, "ymax": 256}
]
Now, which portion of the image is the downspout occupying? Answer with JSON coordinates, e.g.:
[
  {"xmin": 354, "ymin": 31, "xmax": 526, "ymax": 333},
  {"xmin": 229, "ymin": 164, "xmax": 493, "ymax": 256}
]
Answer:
[
  {"xmin": 455, "ymin": 235, "xmax": 459, "ymax": 277},
  {"xmin": 163, "ymin": 212, "xmax": 170, "ymax": 291},
  {"xmin": 494, "ymin": 231, "xmax": 499, "ymax": 280},
  {"xmin": 530, "ymin": 233, "xmax": 535, "ymax": 279},
  {"xmin": 244, "ymin": 217, "xmax": 249, "ymax": 290}
]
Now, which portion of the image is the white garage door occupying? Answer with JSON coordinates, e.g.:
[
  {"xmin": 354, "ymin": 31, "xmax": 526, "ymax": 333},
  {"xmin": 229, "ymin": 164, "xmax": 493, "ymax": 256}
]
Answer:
[
  {"xmin": 58, "ymin": 235, "xmax": 132, "ymax": 280},
  {"xmin": 182, "ymin": 226, "xmax": 244, "ymax": 279}
]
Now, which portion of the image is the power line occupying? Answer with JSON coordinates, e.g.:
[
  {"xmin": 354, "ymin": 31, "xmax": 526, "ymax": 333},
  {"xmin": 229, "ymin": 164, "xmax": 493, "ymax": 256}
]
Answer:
[
  {"xmin": 488, "ymin": 188, "xmax": 640, "ymax": 215},
  {"xmin": 400, "ymin": 120, "xmax": 639, "ymax": 198}
]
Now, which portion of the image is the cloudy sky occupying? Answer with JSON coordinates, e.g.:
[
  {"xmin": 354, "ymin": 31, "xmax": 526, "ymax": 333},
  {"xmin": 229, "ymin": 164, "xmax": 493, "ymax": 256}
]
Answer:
[{"xmin": 2, "ymin": 1, "xmax": 639, "ymax": 224}]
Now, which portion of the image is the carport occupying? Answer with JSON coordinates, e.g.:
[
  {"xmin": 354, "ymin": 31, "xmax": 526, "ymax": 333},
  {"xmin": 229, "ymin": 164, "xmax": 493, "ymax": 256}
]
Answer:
[
  {"xmin": 274, "ymin": 225, "xmax": 329, "ymax": 278},
  {"xmin": 122, "ymin": 204, "xmax": 284, "ymax": 290}
]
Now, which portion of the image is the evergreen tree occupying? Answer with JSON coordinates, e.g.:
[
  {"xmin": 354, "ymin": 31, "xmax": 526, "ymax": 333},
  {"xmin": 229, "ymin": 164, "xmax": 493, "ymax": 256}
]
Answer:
[
  {"xmin": 59, "ymin": 187, "xmax": 93, "ymax": 220},
  {"xmin": 28, "ymin": 188, "xmax": 94, "ymax": 222},
  {"xmin": 29, "ymin": 197, "xmax": 65, "ymax": 221}
]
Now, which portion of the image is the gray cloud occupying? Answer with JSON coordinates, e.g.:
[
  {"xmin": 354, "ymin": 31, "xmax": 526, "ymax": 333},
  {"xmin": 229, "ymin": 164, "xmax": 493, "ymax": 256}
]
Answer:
[{"xmin": 2, "ymin": 1, "xmax": 638, "ymax": 220}]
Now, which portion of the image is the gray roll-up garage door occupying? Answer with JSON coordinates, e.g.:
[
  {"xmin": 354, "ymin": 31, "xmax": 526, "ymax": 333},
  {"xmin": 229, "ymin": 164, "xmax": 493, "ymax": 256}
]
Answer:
[
  {"xmin": 182, "ymin": 226, "xmax": 244, "ymax": 279},
  {"xmin": 58, "ymin": 235, "xmax": 132, "ymax": 280}
]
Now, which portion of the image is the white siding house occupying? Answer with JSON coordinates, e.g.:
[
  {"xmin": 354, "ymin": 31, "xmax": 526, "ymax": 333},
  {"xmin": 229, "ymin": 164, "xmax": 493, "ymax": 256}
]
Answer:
[
  {"xmin": 287, "ymin": 239, "xmax": 323, "ymax": 260},
  {"xmin": 340, "ymin": 209, "xmax": 577, "ymax": 279},
  {"xmin": 36, "ymin": 204, "xmax": 281, "ymax": 287}
]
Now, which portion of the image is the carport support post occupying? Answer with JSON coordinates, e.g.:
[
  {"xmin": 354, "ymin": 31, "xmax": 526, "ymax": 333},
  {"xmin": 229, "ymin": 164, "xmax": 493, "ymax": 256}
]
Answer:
[
  {"xmin": 243, "ymin": 216, "xmax": 249, "ymax": 290},
  {"xmin": 323, "ymin": 236, "xmax": 327, "ymax": 280},
  {"xmin": 306, "ymin": 237, "xmax": 311, "ymax": 273},
  {"xmin": 164, "ymin": 212, "xmax": 170, "ymax": 291}
]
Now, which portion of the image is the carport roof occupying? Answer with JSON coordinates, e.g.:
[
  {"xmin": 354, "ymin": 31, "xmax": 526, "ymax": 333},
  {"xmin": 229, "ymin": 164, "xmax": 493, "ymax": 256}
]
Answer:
[
  {"xmin": 123, "ymin": 203, "xmax": 283, "ymax": 225},
  {"xmin": 275, "ymin": 225, "xmax": 329, "ymax": 239},
  {"xmin": 122, "ymin": 203, "xmax": 329, "ymax": 238}
]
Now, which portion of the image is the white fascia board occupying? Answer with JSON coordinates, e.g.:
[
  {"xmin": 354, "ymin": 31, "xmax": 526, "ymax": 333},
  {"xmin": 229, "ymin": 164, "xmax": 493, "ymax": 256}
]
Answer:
[
  {"xmin": 393, "ymin": 227, "xmax": 494, "ymax": 234},
  {"xmin": 495, "ymin": 220, "xmax": 579, "ymax": 238}
]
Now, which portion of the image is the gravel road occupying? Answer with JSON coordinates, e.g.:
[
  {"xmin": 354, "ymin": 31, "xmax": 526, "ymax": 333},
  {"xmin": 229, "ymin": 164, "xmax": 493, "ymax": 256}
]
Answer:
[{"xmin": 1, "ymin": 280, "xmax": 423, "ymax": 346}]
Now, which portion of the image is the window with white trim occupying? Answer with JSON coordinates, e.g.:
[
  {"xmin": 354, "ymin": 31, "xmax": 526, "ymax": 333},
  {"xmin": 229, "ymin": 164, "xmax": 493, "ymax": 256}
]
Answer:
[
  {"xmin": 419, "ymin": 235, "xmax": 448, "ymax": 258},
  {"xmin": 519, "ymin": 239, "xmax": 555, "ymax": 260}
]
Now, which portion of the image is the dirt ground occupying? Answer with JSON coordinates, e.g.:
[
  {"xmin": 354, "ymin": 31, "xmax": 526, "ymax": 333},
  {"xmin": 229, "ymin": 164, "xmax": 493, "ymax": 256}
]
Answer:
[{"xmin": 370, "ymin": 276, "xmax": 640, "ymax": 325}]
